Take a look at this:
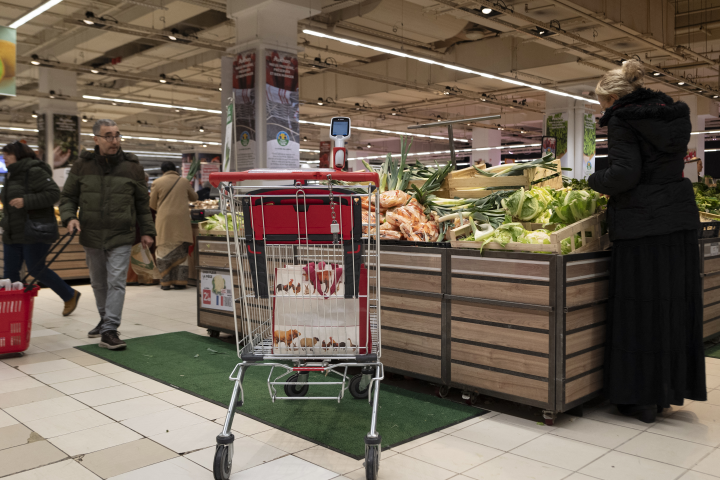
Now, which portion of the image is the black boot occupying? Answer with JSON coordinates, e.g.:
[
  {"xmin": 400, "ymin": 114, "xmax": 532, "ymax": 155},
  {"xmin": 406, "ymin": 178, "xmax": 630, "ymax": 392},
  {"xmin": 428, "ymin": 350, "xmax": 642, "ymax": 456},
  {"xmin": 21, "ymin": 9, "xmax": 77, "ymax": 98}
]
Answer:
[
  {"xmin": 637, "ymin": 405, "xmax": 657, "ymax": 424},
  {"xmin": 88, "ymin": 319, "xmax": 120, "ymax": 338},
  {"xmin": 99, "ymin": 331, "xmax": 127, "ymax": 350}
]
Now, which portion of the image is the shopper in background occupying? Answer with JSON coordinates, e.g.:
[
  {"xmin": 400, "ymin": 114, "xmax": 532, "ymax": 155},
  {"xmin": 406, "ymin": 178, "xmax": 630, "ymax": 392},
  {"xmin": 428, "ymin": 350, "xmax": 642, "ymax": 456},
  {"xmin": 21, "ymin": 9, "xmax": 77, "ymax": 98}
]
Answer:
[
  {"xmin": 60, "ymin": 119, "xmax": 156, "ymax": 350},
  {"xmin": 589, "ymin": 59, "xmax": 706, "ymax": 422},
  {"xmin": 150, "ymin": 161, "xmax": 198, "ymax": 290},
  {"xmin": 196, "ymin": 181, "xmax": 212, "ymax": 200},
  {"xmin": 0, "ymin": 141, "xmax": 81, "ymax": 314}
]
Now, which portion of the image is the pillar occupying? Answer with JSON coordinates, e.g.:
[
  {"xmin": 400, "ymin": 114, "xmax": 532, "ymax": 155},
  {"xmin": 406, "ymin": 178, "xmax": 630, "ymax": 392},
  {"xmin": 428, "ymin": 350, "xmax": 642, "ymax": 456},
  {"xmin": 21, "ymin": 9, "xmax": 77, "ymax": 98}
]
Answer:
[
  {"xmin": 222, "ymin": 0, "xmax": 319, "ymax": 175},
  {"xmin": 37, "ymin": 67, "xmax": 78, "ymax": 188},
  {"xmin": 471, "ymin": 127, "xmax": 501, "ymax": 167},
  {"xmin": 543, "ymin": 96, "xmax": 596, "ymax": 179},
  {"xmin": 680, "ymin": 95, "xmax": 717, "ymax": 182}
]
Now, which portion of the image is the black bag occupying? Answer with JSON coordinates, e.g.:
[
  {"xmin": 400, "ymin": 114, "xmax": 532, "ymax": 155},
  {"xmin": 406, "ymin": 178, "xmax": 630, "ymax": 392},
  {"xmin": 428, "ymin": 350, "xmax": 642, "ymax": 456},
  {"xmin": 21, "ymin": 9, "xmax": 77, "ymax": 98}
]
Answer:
[{"xmin": 23, "ymin": 170, "xmax": 59, "ymax": 244}]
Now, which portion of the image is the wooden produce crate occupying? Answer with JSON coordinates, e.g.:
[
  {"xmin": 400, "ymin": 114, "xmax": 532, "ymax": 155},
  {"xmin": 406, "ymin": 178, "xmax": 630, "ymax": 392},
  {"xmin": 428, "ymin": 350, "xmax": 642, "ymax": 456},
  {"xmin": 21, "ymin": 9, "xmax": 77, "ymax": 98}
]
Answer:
[
  {"xmin": 446, "ymin": 249, "xmax": 557, "ymax": 410},
  {"xmin": 379, "ymin": 245, "xmax": 447, "ymax": 385},
  {"xmin": 448, "ymin": 211, "xmax": 609, "ymax": 255},
  {"xmin": 701, "ymin": 237, "xmax": 720, "ymax": 341},
  {"xmin": 196, "ymin": 235, "xmax": 243, "ymax": 336},
  {"xmin": 554, "ymin": 252, "xmax": 610, "ymax": 414}
]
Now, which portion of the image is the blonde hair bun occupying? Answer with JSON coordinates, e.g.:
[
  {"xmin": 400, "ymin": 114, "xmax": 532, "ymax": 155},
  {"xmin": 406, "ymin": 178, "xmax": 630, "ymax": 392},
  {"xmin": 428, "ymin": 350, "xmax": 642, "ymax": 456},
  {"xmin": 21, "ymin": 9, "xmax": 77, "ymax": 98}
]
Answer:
[
  {"xmin": 595, "ymin": 59, "xmax": 644, "ymax": 99},
  {"xmin": 621, "ymin": 59, "xmax": 644, "ymax": 87}
]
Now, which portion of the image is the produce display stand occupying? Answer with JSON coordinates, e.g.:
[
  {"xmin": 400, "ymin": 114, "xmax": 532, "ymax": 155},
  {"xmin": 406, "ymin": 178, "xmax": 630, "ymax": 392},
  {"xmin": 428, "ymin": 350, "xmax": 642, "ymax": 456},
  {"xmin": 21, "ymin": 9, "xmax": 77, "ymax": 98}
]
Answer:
[
  {"xmin": 701, "ymin": 236, "xmax": 720, "ymax": 341},
  {"xmin": 196, "ymin": 234, "xmax": 242, "ymax": 337}
]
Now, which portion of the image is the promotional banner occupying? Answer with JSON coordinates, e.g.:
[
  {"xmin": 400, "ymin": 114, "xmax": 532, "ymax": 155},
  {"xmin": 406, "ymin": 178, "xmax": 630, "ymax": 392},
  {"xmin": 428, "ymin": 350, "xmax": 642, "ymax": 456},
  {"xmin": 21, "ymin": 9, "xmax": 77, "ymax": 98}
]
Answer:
[
  {"xmin": 0, "ymin": 27, "xmax": 16, "ymax": 96},
  {"xmin": 37, "ymin": 113, "xmax": 46, "ymax": 164},
  {"xmin": 582, "ymin": 113, "xmax": 596, "ymax": 180},
  {"xmin": 200, "ymin": 270, "xmax": 233, "ymax": 312},
  {"xmin": 265, "ymin": 50, "xmax": 299, "ymax": 169},
  {"xmin": 53, "ymin": 114, "xmax": 79, "ymax": 169},
  {"xmin": 223, "ymin": 102, "xmax": 234, "ymax": 172},
  {"xmin": 319, "ymin": 141, "xmax": 332, "ymax": 168},
  {"xmin": 545, "ymin": 113, "xmax": 568, "ymax": 161},
  {"xmin": 233, "ymin": 50, "xmax": 256, "ymax": 171}
]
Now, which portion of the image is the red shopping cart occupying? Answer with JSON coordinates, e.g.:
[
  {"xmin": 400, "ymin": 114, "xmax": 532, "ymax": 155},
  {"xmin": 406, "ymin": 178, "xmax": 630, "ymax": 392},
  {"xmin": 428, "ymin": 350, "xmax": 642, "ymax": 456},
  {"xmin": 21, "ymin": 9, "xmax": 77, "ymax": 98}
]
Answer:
[{"xmin": 0, "ymin": 232, "xmax": 76, "ymax": 355}]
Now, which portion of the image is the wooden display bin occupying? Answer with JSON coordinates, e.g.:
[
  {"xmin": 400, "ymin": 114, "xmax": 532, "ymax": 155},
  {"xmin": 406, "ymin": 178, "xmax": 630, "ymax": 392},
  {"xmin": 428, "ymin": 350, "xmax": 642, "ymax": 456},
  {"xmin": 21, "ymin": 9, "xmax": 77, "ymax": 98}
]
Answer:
[{"xmin": 701, "ymin": 237, "xmax": 720, "ymax": 340}]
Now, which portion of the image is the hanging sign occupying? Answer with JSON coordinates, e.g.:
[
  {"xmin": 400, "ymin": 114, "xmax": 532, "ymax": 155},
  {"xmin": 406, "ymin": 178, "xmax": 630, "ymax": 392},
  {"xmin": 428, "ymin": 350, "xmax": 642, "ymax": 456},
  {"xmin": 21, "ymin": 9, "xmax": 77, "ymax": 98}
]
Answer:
[
  {"xmin": 265, "ymin": 49, "xmax": 299, "ymax": 169},
  {"xmin": 0, "ymin": 27, "xmax": 16, "ymax": 97},
  {"xmin": 582, "ymin": 113, "xmax": 596, "ymax": 180}
]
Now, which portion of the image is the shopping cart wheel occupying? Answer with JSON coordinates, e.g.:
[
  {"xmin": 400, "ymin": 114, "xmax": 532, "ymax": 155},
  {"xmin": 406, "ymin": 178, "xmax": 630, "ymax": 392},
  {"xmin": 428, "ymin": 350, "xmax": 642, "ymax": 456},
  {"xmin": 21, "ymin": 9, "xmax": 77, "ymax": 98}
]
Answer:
[
  {"xmin": 349, "ymin": 373, "xmax": 370, "ymax": 399},
  {"xmin": 364, "ymin": 444, "xmax": 380, "ymax": 480},
  {"xmin": 284, "ymin": 373, "xmax": 309, "ymax": 397},
  {"xmin": 213, "ymin": 444, "xmax": 232, "ymax": 480},
  {"xmin": 435, "ymin": 385, "xmax": 450, "ymax": 398}
]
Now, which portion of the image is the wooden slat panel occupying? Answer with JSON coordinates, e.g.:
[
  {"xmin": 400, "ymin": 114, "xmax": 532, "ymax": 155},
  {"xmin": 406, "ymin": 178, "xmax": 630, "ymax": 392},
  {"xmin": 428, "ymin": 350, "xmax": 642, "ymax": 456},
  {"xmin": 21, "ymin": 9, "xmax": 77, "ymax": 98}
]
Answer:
[
  {"xmin": 451, "ymin": 277, "xmax": 549, "ymax": 305},
  {"xmin": 198, "ymin": 310, "xmax": 241, "ymax": 332},
  {"xmin": 705, "ymin": 274, "xmax": 720, "ymax": 291},
  {"xmin": 706, "ymin": 257, "xmax": 720, "ymax": 275},
  {"xmin": 381, "ymin": 252, "xmax": 441, "ymax": 271},
  {"xmin": 51, "ymin": 260, "xmax": 88, "ymax": 270},
  {"xmin": 452, "ymin": 342, "xmax": 548, "ymax": 378},
  {"xmin": 383, "ymin": 330, "xmax": 441, "ymax": 356},
  {"xmin": 382, "ymin": 309, "xmax": 441, "ymax": 336},
  {"xmin": 452, "ymin": 363, "xmax": 548, "ymax": 403},
  {"xmin": 566, "ymin": 348, "xmax": 604, "ymax": 379},
  {"xmin": 452, "ymin": 320, "xmax": 549, "ymax": 355},
  {"xmin": 565, "ymin": 370, "xmax": 603, "ymax": 404},
  {"xmin": 383, "ymin": 349, "xmax": 441, "ymax": 378},
  {"xmin": 566, "ymin": 259, "xmax": 610, "ymax": 281},
  {"xmin": 197, "ymin": 239, "xmax": 237, "ymax": 254},
  {"xmin": 566, "ymin": 325, "xmax": 605, "ymax": 356},
  {"xmin": 51, "ymin": 252, "xmax": 87, "ymax": 261},
  {"xmin": 450, "ymin": 255, "xmax": 550, "ymax": 280},
  {"xmin": 705, "ymin": 289, "xmax": 720, "ymax": 307},
  {"xmin": 451, "ymin": 300, "xmax": 549, "ymax": 331},
  {"xmin": 704, "ymin": 318, "xmax": 720, "ymax": 339},
  {"xmin": 566, "ymin": 280, "xmax": 609, "ymax": 308},
  {"xmin": 704, "ymin": 302, "xmax": 720, "ymax": 322},
  {"xmin": 198, "ymin": 254, "xmax": 231, "ymax": 269},
  {"xmin": 381, "ymin": 270, "xmax": 441, "ymax": 294},
  {"xmin": 566, "ymin": 305, "xmax": 606, "ymax": 332},
  {"xmin": 382, "ymin": 291, "xmax": 441, "ymax": 315}
]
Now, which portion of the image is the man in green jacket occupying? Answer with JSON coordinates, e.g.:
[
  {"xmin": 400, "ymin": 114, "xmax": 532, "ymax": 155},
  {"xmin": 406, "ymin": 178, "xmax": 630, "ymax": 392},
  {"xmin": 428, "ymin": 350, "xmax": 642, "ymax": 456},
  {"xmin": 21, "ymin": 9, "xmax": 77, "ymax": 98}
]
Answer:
[{"xmin": 60, "ymin": 119, "xmax": 156, "ymax": 350}]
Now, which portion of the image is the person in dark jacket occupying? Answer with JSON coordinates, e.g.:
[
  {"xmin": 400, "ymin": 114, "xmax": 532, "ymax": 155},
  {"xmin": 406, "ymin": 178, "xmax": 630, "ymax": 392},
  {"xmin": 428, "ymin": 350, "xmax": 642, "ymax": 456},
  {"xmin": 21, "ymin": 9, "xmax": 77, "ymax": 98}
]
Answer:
[
  {"xmin": 60, "ymin": 119, "xmax": 156, "ymax": 350},
  {"xmin": 588, "ymin": 60, "xmax": 706, "ymax": 423},
  {"xmin": 0, "ymin": 141, "xmax": 80, "ymax": 315}
]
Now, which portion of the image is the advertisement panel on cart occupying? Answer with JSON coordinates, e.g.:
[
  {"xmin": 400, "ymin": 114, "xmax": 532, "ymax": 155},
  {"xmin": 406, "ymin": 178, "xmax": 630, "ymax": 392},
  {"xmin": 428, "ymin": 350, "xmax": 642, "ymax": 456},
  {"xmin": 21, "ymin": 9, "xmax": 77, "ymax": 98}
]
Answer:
[
  {"xmin": 200, "ymin": 270, "xmax": 233, "ymax": 312},
  {"xmin": 265, "ymin": 50, "xmax": 299, "ymax": 169}
]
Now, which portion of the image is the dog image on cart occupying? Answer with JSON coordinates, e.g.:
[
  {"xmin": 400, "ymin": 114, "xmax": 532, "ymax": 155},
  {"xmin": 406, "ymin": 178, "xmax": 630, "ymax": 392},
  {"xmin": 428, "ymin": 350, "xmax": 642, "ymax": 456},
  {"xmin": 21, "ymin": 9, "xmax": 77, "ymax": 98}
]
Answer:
[{"xmin": 208, "ymin": 117, "xmax": 384, "ymax": 480}]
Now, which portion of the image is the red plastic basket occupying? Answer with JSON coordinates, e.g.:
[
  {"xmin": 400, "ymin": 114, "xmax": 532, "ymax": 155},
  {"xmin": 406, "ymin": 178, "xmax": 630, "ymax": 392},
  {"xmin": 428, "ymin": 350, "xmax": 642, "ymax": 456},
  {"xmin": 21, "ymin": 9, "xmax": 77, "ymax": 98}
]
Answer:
[{"xmin": 0, "ymin": 285, "xmax": 40, "ymax": 355}]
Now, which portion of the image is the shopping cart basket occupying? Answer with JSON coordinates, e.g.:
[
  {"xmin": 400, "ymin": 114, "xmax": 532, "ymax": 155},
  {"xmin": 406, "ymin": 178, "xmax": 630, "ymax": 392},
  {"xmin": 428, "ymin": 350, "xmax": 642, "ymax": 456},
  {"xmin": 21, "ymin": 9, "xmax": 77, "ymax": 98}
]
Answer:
[
  {"xmin": 208, "ymin": 170, "xmax": 383, "ymax": 480},
  {"xmin": 0, "ymin": 232, "xmax": 76, "ymax": 355}
]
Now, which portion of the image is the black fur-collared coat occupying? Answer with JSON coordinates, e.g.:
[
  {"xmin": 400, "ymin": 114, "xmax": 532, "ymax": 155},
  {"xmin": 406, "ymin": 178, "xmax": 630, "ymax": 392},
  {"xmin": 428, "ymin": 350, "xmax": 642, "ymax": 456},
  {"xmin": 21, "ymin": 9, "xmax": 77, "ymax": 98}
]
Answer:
[{"xmin": 589, "ymin": 88, "xmax": 699, "ymax": 241}]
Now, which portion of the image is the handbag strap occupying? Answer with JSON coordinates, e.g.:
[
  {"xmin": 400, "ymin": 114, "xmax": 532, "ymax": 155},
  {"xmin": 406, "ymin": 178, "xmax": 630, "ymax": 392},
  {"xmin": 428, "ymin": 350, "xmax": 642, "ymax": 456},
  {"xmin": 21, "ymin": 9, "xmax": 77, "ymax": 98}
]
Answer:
[{"xmin": 158, "ymin": 176, "xmax": 182, "ymax": 206}]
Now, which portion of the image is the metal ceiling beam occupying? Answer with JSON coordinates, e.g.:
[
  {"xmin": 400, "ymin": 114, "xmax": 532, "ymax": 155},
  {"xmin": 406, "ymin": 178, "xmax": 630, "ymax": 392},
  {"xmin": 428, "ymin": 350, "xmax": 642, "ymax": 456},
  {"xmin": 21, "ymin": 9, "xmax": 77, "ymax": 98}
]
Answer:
[{"xmin": 178, "ymin": 0, "xmax": 226, "ymax": 12}]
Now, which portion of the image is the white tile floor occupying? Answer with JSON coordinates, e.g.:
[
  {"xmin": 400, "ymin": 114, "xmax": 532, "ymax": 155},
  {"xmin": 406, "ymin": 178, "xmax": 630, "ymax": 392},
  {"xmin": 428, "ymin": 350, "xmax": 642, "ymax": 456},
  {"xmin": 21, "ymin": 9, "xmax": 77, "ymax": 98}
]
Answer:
[{"xmin": 2, "ymin": 283, "xmax": 720, "ymax": 479}]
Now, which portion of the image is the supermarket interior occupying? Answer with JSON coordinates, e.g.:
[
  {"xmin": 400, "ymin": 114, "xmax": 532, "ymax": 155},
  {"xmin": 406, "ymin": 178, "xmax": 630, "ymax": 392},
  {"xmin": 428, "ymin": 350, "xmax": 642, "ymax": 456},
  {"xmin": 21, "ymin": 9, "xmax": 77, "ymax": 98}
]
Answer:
[{"xmin": 4, "ymin": 1, "xmax": 720, "ymax": 480}]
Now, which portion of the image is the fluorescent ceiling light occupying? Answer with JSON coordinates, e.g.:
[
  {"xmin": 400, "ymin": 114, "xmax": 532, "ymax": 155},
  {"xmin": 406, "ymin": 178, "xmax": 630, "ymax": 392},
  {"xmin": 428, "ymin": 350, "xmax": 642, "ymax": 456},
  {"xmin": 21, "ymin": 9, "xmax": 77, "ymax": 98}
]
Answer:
[
  {"xmin": 302, "ymin": 29, "xmax": 599, "ymax": 105},
  {"xmin": 595, "ymin": 138, "xmax": 607, "ymax": 142},
  {"xmin": 300, "ymin": 148, "xmax": 321, "ymax": 153},
  {"xmin": 124, "ymin": 150, "xmax": 183, "ymax": 156},
  {"xmin": 358, "ymin": 143, "xmax": 541, "ymax": 160},
  {"xmin": 299, "ymin": 119, "xmax": 470, "ymax": 143},
  {"xmin": 595, "ymin": 154, "xmax": 608, "ymax": 158},
  {"xmin": 82, "ymin": 95, "xmax": 221, "ymax": 114},
  {"xmin": 0, "ymin": 126, "xmax": 39, "ymax": 132},
  {"xmin": 9, "ymin": 0, "xmax": 64, "ymax": 28},
  {"xmin": 691, "ymin": 129, "xmax": 720, "ymax": 135},
  {"xmin": 80, "ymin": 132, "xmax": 221, "ymax": 145}
]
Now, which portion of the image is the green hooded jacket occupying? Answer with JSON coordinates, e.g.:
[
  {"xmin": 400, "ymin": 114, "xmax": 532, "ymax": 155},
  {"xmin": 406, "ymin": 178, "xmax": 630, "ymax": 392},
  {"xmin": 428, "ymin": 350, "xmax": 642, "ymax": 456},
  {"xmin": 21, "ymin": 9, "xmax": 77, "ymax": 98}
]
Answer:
[
  {"xmin": 59, "ymin": 147, "xmax": 156, "ymax": 250},
  {"xmin": 0, "ymin": 157, "xmax": 60, "ymax": 244}
]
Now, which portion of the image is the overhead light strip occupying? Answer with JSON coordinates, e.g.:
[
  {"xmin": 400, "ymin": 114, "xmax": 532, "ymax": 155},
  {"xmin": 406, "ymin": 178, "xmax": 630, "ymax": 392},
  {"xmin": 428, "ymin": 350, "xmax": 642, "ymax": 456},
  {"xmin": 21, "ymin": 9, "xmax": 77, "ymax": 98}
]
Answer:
[
  {"xmin": 124, "ymin": 150, "xmax": 184, "ymax": 156},
  {"xmin": 357, "ymin": 143, "xmax": 541, "ymax": 160},
  {"xmin": 80, "ymin": 132, "xmax": 221, "ymax": 145},
  {"xmin": 0, "ymin": 126, "xmax": 39, "ymax": 132},
  {"xmin": 299, "ymin": 120, "xmax": 470, "ymax": 142},
  {"xmin": 691, "ymin": 130, "xmax": 720, "ymax": 135},
  {"xmin": 302, "ymin": 29, "xmax": 599, "ymax": 105},
  {"xmin": 9, "ymin": 0, "xmax": 64, "ymax": 28},
  {"xmin": 82, "ymin": 95, "xmax": 222, "ymax": 114}
]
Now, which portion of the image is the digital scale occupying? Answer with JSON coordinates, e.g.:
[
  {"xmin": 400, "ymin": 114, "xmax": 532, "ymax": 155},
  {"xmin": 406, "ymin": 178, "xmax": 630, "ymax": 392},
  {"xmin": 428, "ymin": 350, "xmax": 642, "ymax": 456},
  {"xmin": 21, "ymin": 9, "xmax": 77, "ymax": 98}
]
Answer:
[{"xmin": 330, "ymin": 116, "xmax": 350, "ymax": 170}]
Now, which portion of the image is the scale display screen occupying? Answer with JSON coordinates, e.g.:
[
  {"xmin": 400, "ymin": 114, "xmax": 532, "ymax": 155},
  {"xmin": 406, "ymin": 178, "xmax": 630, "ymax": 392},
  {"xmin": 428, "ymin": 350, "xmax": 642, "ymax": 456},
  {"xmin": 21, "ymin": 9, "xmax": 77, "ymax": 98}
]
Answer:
[{"xmin": 331, "ymin": 117, "xmax": 350, "ymax": 137}]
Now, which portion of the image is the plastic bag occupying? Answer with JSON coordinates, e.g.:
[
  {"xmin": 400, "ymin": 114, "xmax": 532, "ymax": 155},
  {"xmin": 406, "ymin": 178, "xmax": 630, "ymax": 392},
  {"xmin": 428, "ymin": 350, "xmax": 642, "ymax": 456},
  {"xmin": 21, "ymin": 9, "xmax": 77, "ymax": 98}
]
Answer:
[{"xmin": 130, "ymin": 243, "xmax": 160, "ymax": 279}]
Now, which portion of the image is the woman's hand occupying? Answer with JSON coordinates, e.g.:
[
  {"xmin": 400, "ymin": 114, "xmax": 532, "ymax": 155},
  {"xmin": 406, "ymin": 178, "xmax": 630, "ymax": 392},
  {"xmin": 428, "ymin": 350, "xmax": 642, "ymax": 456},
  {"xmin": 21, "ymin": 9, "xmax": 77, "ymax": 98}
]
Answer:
[{"xmin": 9, "ymin": 198, "xmax": 24, "ymax": 209}]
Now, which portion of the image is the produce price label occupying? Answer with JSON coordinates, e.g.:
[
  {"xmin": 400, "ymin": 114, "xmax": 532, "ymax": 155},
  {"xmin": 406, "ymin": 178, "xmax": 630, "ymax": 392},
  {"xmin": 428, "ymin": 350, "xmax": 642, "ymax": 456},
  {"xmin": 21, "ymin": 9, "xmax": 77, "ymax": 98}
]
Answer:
[{"xmin": 200, "ymin": 270, "xmax": 233, "ymax": 312}]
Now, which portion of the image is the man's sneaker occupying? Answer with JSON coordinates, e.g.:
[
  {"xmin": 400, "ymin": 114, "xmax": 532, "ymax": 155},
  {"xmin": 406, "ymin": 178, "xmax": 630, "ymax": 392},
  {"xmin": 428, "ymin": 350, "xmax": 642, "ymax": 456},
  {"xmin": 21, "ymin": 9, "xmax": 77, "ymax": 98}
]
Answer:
[
  {"xmin": 99, "ymin": 331, "xmax": 126, "ymax": 350},
  {"xmin": 88, "ymin": 319, "xmax": 120, "ymax": 338},
  {"xmin": 62, "ymin": 290, "xmax": 81, "ymax": 316}
]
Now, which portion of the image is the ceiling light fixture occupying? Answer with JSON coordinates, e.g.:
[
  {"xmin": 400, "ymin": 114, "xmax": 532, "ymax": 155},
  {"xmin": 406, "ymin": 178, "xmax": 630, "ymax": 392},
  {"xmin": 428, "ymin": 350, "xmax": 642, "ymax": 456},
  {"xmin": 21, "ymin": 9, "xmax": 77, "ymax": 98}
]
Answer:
[
  {"xmin": 437, "ymin": 115, "xmax": 442, "ymax": 121},
  {"xmin": 90, "ymin": 68, "xmax": 100, "ymax": 74},
  {"xmin": 653, "ymin": 72, "xmax": 662, "ymax": 76},
  {"xmin": 302, "ymin": 29, "xmax": 598, "ymax": 104},
  {"xmin": 49, "ymin": 90, "xmax": 56, "ymax": 99},
  {"xmin": 0, "ymin": 126, "xmax": 39, "ymax": 132},
  {"xmin": 83, "ymin": 11, "xmax": 95, "ymax": 25},
  {"xmin": 9, "ymin": 0, "xmax": 65, "ymax": 29},
  {"xmin": 203, "ymin": 144, "xmax": 207, "ymax": 148},
  {"xmin": 367, "ymin": 143, "xmax": 372, "ymax": 148},
  {"xmin": 303, "ymin": 136, "xmax": 308, "ymax": 142},
  {"xmin": 391, "ymin": 108, "xmax": 397, "ymax": 115},
  {"xmin": 481, "ymin": 7, "xmax": 493, "ymax": 14},
  {"xmin": 198, "ymin": 126, "xmax": 205, "ymax": 133},
  {"xmin": 30, "ymin": 55, "xmax": 41, "ymax": 66},
  {"xmin": 299, "ymin": 119, "xmax": 470, "ymax": 143},
  {"xmin": 159, "ymin": 74, "xmax": 167, "ymax": 84},
  {"xmin": 82, "ymin": 95, "xmax": 221, "ymax": 114},
  {"xmin": 678, "ymin": 81, "xmax": 685, "ymax": 86},
  {"xmin": 317, "ymin": 97, "xmax": 324, "ymax": 106},
  {"xmin": 31, "ymin": 111, "xmax": 38, "ymax": 118},
  {"xmin": 168, "ymin": 28, "xmax": 179, "ymax": 41},
  {"xmin": 81, "ymin": 115, "xmax": 88, "ymax": 122},
  {"xmin": 714, "ymin": 95, "xmax": 719, "ymax": 99},
  {"xmin": 218, "ymin": 87, "xmax": 222, "ymax": 91}
]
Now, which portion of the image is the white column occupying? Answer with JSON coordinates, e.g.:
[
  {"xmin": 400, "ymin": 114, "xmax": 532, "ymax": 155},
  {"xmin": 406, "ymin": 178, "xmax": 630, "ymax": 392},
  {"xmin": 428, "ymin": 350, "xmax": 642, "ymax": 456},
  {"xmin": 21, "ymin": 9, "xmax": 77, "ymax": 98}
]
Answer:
[
  {"xmin": 38, "ymin": 67, "xmax": 78, "ymax": 187},
  {"xmin": 680, "ymin": 95, "xmax": 717, "ymax": 181},
  {"xmin": 544, "ymin": 96, "xmax": 595, "ymax": 179},
  {"xmin": 471, "ymin": 127, "xmax": 501, "ymax": 166}
]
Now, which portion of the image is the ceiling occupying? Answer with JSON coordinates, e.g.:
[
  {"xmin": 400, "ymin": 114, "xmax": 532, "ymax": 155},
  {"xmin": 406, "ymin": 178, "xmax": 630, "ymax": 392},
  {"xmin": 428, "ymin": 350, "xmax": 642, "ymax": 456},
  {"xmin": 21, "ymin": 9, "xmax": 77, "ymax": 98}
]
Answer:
[{"xmin": 2, "ymin": 0, "xmax": 720, "ymax": 169}]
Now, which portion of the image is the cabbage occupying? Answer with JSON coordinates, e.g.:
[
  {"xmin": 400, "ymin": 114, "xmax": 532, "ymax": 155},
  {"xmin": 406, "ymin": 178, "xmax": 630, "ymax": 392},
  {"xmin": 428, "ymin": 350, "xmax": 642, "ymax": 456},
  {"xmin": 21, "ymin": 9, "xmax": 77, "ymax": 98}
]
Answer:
[
  {"xmin": 492, "ymin": 230, "xmax": 514, "ymax": 247},
  {"xmin": 520, "ymin": 230, "xmax": 551, "ymax": 245},
  {"xmin": 501, "ymin": 189, "xmax": 525, "ymax": 218},
  {"xmin": 561, "ymin": 234, "xmax": 583, "ymax": 254}
]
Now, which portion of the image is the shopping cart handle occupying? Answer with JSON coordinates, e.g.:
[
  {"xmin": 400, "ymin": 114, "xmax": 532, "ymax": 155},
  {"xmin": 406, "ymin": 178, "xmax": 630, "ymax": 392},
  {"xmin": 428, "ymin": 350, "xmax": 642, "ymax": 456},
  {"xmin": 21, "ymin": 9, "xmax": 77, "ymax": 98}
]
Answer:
[{"xmin": 209, "ymin": 170, "xmax": 380, "ymax": 188}]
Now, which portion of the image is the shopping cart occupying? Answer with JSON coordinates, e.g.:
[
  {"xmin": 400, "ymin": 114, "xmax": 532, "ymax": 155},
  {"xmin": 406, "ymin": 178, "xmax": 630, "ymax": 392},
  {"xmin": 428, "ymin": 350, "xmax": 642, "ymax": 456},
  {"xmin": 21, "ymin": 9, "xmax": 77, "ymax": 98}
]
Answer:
[
  {"xmin": 208, "ymin": 170, "xmax": 383, "ymax": 480},
  {"xmin": 0, "ymin": 232, "xmax": 76, "ymax": 355}
]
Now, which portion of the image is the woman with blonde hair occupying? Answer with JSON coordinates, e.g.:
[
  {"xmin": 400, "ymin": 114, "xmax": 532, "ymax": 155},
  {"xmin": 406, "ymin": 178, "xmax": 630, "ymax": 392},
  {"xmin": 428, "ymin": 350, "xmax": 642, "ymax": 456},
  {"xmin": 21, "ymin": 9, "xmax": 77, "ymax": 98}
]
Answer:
[{"xmin": 588, "ymin": 59, "xmax": 706, "ymax": 422}]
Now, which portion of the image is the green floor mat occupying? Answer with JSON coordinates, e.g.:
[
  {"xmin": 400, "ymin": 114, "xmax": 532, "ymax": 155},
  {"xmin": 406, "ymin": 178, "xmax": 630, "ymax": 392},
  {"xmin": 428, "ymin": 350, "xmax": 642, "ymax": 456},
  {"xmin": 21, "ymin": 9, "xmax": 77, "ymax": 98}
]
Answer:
[
  {"xmin": 77, "ymin": 332, "xmax": 483, "ymax": 458},
  {"xmin": 706, "ymin": 343, "xmax": 720, "ymax": 358}
]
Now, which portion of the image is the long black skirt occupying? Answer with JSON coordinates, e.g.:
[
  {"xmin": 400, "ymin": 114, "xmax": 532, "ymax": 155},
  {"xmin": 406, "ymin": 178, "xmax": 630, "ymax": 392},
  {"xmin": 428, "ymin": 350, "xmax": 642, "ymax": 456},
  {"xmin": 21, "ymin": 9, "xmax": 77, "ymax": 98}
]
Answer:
[{"xmin": 606, "ymin": 229, "xmax": 707, "ymax": 407}]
